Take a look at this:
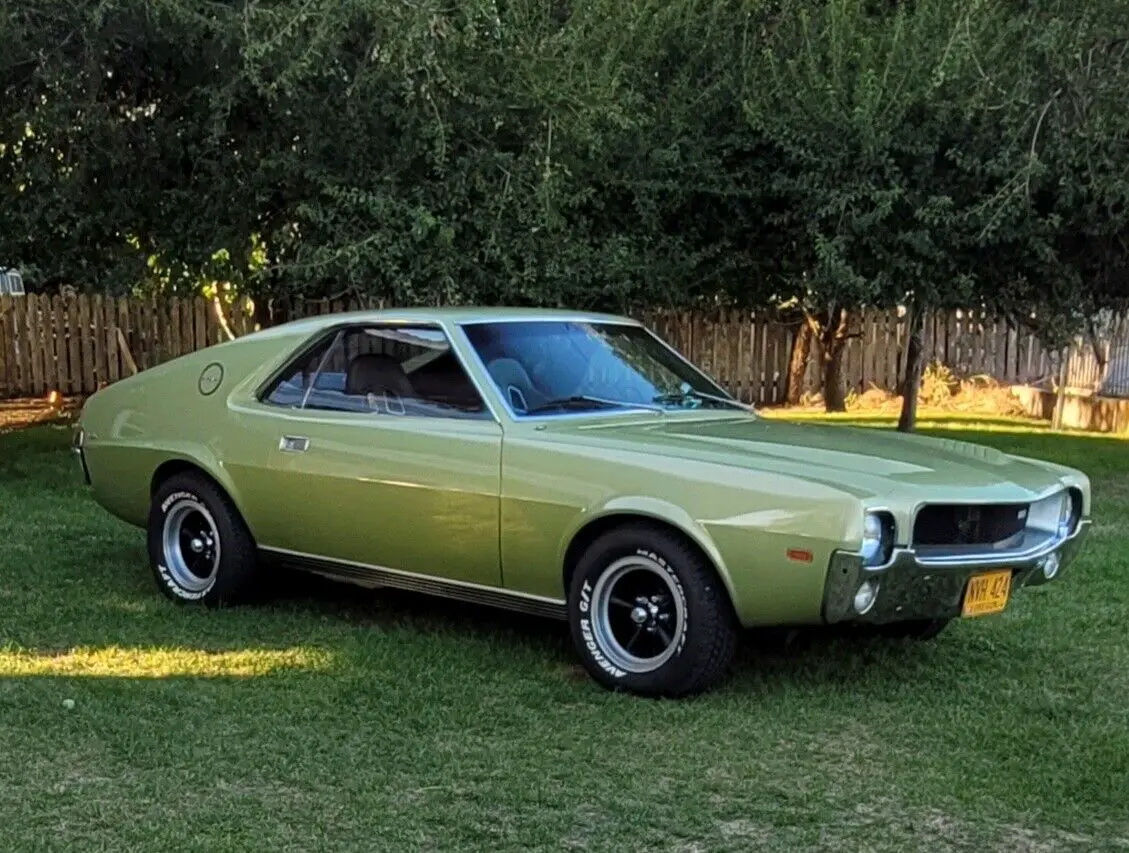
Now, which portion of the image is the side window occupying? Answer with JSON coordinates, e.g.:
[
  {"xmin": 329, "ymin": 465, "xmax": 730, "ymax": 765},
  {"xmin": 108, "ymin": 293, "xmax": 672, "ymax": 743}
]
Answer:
[
  {"xmin": 263, "ymin": 325, "xmax": 490, "ymax": 420},
  {"xmin": 263, "ymin": 332, "xmax": 342, "ymax": 408}
]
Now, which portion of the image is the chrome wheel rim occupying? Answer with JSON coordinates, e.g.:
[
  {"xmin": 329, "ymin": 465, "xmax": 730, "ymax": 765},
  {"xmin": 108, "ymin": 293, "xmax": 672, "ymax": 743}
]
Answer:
[
  {"xmin": 591, "ymin": 556, "xmax": 685, "ymax": 674},
  {"xmin": 161, "ymin": 499, "xmax": 221, "ymax": 593}
]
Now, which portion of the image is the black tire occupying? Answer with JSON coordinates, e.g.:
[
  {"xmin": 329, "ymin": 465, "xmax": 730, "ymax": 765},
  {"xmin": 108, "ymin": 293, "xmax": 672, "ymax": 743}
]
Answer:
[
  {"xmin": 568, "ymin": 523, "xmax": 738, "ymax": 698},
  {"xmin": 147, "ymin": 471, "xmax": 259, "ymax": 607},
  {"xmin": 873, "ymin": 618, "xmax": 951, "ymax": 641}
]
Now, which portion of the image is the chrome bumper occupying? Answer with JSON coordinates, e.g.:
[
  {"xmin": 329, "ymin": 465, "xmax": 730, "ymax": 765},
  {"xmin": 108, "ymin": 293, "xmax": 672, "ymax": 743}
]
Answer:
[
  {"xmin": 72, "ymin": 426, "xmax": 91, "ymax": 485},
  {"xmin": 822, "ymin": 519, "xmax": 1092, "ymax": 624}
]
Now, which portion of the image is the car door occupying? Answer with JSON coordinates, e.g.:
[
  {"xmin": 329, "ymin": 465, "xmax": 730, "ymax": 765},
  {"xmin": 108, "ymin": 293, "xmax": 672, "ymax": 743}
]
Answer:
[{"xmin": 228, "ymin": 323, "xmax": 504, "ymax": 588}]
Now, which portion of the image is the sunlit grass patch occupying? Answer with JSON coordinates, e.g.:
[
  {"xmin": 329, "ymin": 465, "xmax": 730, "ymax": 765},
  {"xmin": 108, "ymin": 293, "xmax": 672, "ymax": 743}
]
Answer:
[
  {"xmin": 761, "ymin": 408, "xmax": 1044, "ymax": 427},
  {"xmin": 762, "ymin": 407, "xmax": 1129, "ymax": 440},
  {"xmin": 0, "ymin": 645, "xmax": 335, "ymax": 678}
]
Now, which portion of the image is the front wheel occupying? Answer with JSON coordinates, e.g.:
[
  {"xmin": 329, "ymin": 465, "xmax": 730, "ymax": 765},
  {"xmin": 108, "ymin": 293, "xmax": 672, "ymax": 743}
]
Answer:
[{"xmin": 568, "ymin": 524, "xmax": 738, "ymax": 697}]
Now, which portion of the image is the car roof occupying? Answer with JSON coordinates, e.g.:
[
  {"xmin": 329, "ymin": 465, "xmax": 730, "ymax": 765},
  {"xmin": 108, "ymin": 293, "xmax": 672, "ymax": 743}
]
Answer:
[{"xmin": 243, "ymin": 306, "xmax": 642, "ymax": 341}]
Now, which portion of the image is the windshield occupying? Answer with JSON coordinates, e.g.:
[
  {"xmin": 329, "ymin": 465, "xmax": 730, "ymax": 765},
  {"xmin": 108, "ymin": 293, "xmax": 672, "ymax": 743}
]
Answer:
[{"xmin": 462, "ymin": 320, "xmax": 744, "ymax": 416}]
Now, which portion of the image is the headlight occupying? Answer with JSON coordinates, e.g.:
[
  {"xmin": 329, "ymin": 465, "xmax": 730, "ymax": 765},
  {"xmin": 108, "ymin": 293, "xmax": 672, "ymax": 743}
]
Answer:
[
  {"xmin": 1057, "ymin": 490, "xmax": 1080, "ymax": 539},
  {"xmin": 861, "ymin": 511, "xmax": 894, "ymax": 567}
]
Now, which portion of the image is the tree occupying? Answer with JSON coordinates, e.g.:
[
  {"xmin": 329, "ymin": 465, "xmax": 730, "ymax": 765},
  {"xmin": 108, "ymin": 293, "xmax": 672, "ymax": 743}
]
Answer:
[
  {"xmin": 0, "ymin": 0, "xmax": 780, "ymax": 321},
  {"xmin": 971, "ymin": 0, "xmax": 1129, "ymax": 351},
  {"xmin": 740, "ymin": 0, "xmax": 1020, "ymax": 418}
]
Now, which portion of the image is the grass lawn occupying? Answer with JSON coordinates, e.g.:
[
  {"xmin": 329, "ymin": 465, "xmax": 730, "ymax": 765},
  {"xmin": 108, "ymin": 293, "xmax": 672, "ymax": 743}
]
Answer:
[{"xmin": 2, "ymin": 414, "xmax": 1127, "ymax": 851}]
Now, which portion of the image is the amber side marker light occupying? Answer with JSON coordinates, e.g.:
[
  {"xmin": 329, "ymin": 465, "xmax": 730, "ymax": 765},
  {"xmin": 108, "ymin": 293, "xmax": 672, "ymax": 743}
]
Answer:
[{"xmin": 786, "ymin": 548, "xmax": 814, "ymax": 563}]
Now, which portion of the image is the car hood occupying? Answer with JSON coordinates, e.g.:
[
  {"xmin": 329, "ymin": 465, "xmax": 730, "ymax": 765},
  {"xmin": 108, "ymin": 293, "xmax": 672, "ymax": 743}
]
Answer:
[{"xmin": 546, "ymin": 414, "xmax": 1067, "ymax": 503}]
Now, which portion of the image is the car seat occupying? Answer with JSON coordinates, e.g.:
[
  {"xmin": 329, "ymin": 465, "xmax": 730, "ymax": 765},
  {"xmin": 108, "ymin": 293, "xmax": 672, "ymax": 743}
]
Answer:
[
  {"xmin": 345, "ymin": 353, "xmax": 415, "ymax": 414},
  {"xmin": 486, "ymin": 358, "xmax": 547, "ymax": 413}
]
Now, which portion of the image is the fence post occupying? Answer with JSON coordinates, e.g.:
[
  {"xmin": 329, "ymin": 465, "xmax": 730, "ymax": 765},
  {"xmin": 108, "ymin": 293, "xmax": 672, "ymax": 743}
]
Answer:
[{"xmin": 116, "ymin": 327, "xmax": 139, "ymax": 376}]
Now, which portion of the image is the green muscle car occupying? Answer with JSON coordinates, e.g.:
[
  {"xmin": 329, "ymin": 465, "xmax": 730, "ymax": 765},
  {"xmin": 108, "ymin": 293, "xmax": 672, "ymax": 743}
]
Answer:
[{"xmin": 73, "ymin": 308, "xmax": 1092, "ymax": 696}]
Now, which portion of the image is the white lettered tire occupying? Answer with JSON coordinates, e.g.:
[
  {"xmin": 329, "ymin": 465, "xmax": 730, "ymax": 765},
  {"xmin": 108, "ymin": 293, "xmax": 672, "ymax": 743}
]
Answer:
[
  {"xmin": 568, "ymin": 523, "xmax": 738, "ymax": 697},
  {"xmin": 147, "ymin": 471, "xmax": 259, "ymax": 606}
]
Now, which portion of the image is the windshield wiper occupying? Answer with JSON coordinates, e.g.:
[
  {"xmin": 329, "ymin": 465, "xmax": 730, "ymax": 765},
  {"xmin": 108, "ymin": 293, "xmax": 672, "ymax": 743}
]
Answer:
[
  {"xmin": 523, "ymin": 395, "xmax": 665, "ymax": 415},
  {"xmin": 653, "ymin": 388, "xmax": 755, "ymax": 412}
]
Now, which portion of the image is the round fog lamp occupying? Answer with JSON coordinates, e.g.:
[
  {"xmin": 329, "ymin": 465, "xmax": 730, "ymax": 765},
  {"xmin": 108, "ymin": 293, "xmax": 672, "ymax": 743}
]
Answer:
[
  {"xmin": 853, "ymin": 579, "xmax": 879, "ymax": 615},
  {"xmin": 1043, "ymin": 551, "xmax": 1061, "ymax": 580}
]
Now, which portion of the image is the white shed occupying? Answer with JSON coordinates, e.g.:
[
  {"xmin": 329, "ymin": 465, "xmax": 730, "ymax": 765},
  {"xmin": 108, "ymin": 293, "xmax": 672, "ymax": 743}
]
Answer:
[{"xmin": 0, "ymin": 268, "xmax": 25, "ymax": 296}]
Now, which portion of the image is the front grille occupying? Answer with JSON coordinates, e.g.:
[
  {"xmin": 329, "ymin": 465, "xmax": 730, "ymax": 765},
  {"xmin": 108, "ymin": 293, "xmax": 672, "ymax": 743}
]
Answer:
[{"xmin": 913, "ymin": 503, "xmax": 1029, "ymax": 548}]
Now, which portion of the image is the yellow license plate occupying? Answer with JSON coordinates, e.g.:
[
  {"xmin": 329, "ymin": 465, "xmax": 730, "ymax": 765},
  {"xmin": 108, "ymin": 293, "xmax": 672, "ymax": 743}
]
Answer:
[{"xmin": 962, "ymin": 570, "xmax": 1012, "ymax": 617}]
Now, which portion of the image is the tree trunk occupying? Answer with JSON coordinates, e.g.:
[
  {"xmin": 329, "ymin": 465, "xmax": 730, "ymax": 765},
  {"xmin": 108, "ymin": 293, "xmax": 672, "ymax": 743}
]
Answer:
[
  {"xmin": 821, "ymin": 307, "xmax": 850, "ymax": 412},
  {"xmin": 823, "ymin": 341, "xmax": 847, "ymax": 411},
  {"xmin": 1051, "ymin": 354, "xmax": 1070, "ymax": 431},
  {"xmin": 252, "ymin": 295, "xmax": 274, "ymax": 331},
  {"xmin": 785, "ymin": 315, "xmax": 816, "ymax": 406},
  {"xmin": 897, "ymin": 305, "xmax": 925, "ymax": 433},
  {"xmin": 212, "ymin": 297, "xmax": 236, "ymax": 341}
]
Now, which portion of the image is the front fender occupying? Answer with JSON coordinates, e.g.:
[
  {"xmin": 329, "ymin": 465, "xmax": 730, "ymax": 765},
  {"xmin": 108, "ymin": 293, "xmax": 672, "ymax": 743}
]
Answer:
[{"xmin": 556, "ymin": 495, "xmax": 741, "ymax": 614}]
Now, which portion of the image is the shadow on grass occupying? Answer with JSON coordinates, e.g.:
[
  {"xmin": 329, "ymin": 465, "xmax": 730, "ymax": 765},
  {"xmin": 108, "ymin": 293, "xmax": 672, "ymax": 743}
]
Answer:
[
  {"xmin": 6, "ymin": 541, "xmax": 952, "ymax": 695},
  {"xmin": 250, "ymin": 568, "xmax": 958, "ymax": 696},
  {"xmin": 266, "ymin": 564, "xmax": 572, "ymax": 644}
]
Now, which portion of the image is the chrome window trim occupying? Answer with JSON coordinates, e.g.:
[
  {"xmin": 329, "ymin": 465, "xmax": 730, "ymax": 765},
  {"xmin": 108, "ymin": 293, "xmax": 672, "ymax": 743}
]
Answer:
[
  {"xmin": 299, "ymin": 329, "xmax": 344, "ymax": 410},
  {"xmin": 453, "ymin": 318, "xmax": 746, "ymax": 424},
  {"xmin": 258, "ymin": 321, "xmax": 504, "ymax": 425}
]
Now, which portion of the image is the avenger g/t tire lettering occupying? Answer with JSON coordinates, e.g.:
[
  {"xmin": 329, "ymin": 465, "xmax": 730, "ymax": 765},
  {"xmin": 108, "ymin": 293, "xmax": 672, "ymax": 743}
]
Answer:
[
  {"xmin": 147, "ymin": 471, "xmax": 259, "ymax": 607},
  {"xmin": 568, "ymin": 523, "xmax": 738, "ymax": 697}
]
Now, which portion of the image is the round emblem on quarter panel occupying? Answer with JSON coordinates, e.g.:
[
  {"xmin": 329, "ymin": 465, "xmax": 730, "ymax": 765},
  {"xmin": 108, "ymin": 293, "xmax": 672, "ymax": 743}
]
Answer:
[{"xmin": 198, "ymin": 362, "xmax": 224, "ymax": 396}]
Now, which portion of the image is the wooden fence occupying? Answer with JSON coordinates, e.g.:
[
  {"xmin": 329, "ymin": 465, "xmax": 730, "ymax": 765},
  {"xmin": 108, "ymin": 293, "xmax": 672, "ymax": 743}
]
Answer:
[
  {"xmin": 642, "ymin": 307, "xmax": 1095, "ymax": 403},
  {"xmin": 0, "ymin": 293, "xmax": 1124, "ymax": 403},
  {"xmin": 0, "ymin": 294, "xmax": 259, "ymax": 399}
]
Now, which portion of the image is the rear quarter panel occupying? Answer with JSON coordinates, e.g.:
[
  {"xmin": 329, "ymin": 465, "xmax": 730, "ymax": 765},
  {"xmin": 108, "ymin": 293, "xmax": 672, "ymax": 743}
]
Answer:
[{"xmin": 78, "ymin": 333, "xmax": 303, "ymax": 530}]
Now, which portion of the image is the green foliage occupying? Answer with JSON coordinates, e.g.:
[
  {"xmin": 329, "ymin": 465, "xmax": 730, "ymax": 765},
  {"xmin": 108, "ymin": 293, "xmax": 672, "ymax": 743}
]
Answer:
[
  {"xmin": 740, "ymin": 0, "xmax": 1009, "ymax": 313},
  {"xmin": 0, "ymin": 0, "xmax": 1125, "ymax": 339},
  {"xmin": 966, "ymin": 0, "xmax": 1129, "ymax": 346},
  {"xmin": 1, "ymin": 0, "xmax": 771, "ymax": 311}
]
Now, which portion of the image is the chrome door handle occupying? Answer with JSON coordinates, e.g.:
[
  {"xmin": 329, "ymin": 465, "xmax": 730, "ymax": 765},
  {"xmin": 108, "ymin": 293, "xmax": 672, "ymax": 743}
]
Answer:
[{"xmin": 279, "ymin": 435, "xmax": 310, "ymax": 453}]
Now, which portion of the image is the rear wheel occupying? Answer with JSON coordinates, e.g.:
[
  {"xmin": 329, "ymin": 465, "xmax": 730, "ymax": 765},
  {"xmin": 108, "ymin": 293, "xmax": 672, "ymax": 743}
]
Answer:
[
  {"xmin": 568, "ymin": 524, "xmax": 737, "ymax": 697},
  {"xmin": 147, "ymin": 471, "xmax": 259, "ymax": 606}
]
